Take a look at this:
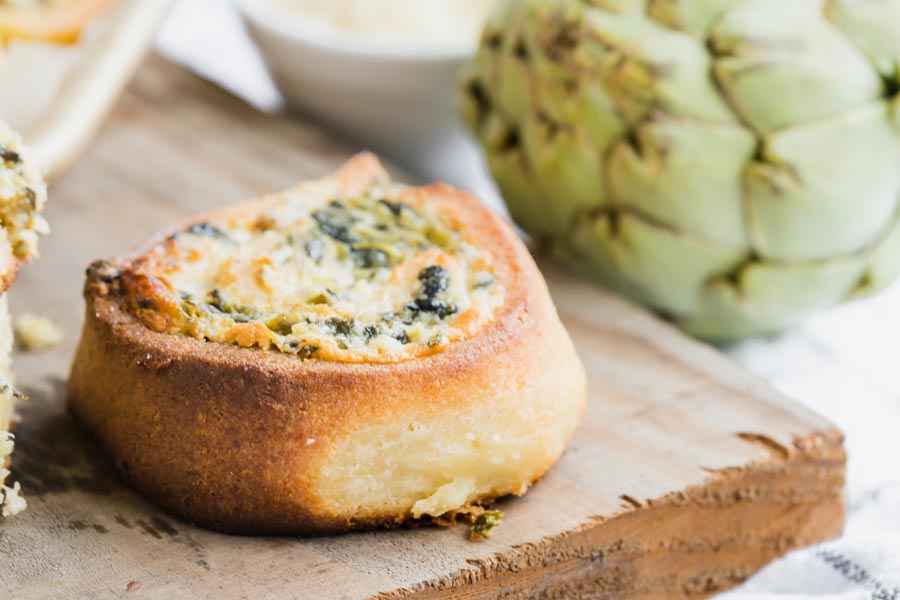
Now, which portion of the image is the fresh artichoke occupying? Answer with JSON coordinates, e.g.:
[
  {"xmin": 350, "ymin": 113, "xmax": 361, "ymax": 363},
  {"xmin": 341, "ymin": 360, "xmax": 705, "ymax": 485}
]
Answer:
[{"xmin": 462, "ymin": 0, "xmax": 900, "ymax": 341}]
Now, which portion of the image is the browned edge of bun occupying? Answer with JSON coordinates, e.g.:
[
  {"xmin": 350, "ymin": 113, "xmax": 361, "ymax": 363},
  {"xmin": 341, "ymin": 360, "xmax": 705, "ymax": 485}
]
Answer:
[{"xmin": 68, "ymin": 154, "xmax": 587, "ymax": 534}]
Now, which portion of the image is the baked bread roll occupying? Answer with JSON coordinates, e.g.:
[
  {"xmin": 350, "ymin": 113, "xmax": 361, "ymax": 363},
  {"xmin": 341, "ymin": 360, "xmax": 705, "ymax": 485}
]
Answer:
[
  {"xmin": 69, "ymin": 154, "xmax": 586, "ymax": 535},
  {"xmin": 0, "ymin": 120, "xmax": 50, "ymax": 518}
]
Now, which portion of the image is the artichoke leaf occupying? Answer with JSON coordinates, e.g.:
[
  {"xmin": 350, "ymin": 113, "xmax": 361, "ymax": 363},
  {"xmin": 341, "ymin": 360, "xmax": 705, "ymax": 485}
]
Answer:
[
  {"xmin": 512, "ymin": 4, "xmax": 625, "ymax": 152},
  {"xmin": 535, "ymin": 75, "xmax": 627, "ymax": 159},
  {"xmin": 647, "ymin": 0, "xmax": 739, "ymax": 37},
  {"xmin": 492, "ymin": 49, "xmax": 535, "ymax": 126},
  {"xmin": 855, "ymin": 208, "xmax": 900, "ymax": 297},
  {"xmin": 581, "ymin": 9, "xmax": 736, "ymax": 125},
  {"xmin": 747, "ymin": 101, "xmax": 900, "ymax": 261},
  {"xmin": 463, "ymin": 44, "xmax": 499, "ymax": 122},
  {"xmin": 683, "ymin": 255, "xmax": 867, "ymax": 342},
  {"xmin": 521, "ymin": 112, "xmax": 607, "ymax": 232},
  {"xmin": 826, "ymin": 0, "xmax": 900, "ymax": 79},
  {"xmin": 891, "ymin": 84, "xmax": 900, "ymax": 132},
  {"xmin": 481, "ymin": 116, "xmax": 556, "ymax": 239},
  {"xmin": 588, "ymin": 0, "xmax": 648, "ymax": 13},
  {"xmin": 483, "ymin": 1, "xmax": 536, "ymax": 124},
  {"xmin": 709, "ymin": 0, "xmax": 884, "ymax": 135},
  {"xmin": 459, "ymin": 68, "xmax": 489, "ymax": 132},
  {"xmin": 608, "ymin": 116, "xmax": 756, "ymax": 247},
  {"xmin": 567, "ymin": 211, "xmax": 746, "ymax": 315}
]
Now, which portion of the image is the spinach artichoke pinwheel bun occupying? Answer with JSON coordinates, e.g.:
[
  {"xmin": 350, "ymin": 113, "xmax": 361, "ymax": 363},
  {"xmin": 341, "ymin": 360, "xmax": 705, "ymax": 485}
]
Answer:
[
  {"xmin": 0, "ymin": 121, "xmax": 50, "ymax": 519},
  {"xmin": 68, "ymin": 154, "xmax": 586, "ymax": 535}
]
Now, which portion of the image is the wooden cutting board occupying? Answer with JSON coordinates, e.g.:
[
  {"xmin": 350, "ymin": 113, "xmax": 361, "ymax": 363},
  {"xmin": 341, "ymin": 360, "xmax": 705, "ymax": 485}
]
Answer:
[{"xmin": 0, "ymin": 56, "xmax": 845, "ymax": 599}]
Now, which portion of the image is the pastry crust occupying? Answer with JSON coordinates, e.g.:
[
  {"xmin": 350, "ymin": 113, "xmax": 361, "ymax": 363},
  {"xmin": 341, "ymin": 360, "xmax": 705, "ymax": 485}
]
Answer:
[{"xmin": 68, "ymin": 154, "xmax": 586, "ymax": 535}]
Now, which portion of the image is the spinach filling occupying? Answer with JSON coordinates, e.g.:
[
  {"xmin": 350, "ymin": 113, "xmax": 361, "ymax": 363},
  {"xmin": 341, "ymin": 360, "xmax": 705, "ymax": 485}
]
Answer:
[
  {"xmin": 176, "ymin": 260, "xmax": 462, "ymax": 354},
  {"xmin": 409, "ymin": 265, "xmax": 457, "ymax": 319},
  {"xmin": 166, "ymin": 193, "xmax": 495, "ymax": 358},
  {"xmin": 470, "ymin": 510, "xmax": 503, "ymax": 542},
  {"xmin": 185, "ymin": 221, "xmax": 230, "ymax": 240}
]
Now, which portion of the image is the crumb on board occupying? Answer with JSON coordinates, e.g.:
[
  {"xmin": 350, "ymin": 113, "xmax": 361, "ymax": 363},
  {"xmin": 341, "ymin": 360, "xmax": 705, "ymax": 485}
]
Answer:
[
  {"xmin": 14, "ymin": 313, "xmax": 62, "ymax": 352},
  {"xmin": 469, "ymin": 510, "xmax": 503, "ymax": 542},
  {"xmin": 1, "ymin": 479, "xmax": 26, "ymax": 518}
]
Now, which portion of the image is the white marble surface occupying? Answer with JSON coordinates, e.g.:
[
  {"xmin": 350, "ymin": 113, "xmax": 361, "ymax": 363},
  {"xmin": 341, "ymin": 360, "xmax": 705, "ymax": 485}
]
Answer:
[{"xmin": 156, "ymin": 2, "xmax": 900, "ymax": 597}]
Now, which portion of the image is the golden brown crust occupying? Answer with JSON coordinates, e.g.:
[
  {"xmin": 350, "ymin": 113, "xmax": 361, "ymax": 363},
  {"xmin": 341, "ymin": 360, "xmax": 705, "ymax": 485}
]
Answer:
[{"xmin": 68, "ymin": 154, "xmax": 586, "ymax": 534}]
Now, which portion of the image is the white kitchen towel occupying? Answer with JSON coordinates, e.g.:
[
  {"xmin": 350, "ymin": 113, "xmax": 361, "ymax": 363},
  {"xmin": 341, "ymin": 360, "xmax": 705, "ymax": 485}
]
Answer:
[
  {"xmin": 155, "ymin": 2, "xmax": 900, "ymax": 596},
  {"xmin": 724, "ymin": 295, "xmax": 900, "ymax": 599}
]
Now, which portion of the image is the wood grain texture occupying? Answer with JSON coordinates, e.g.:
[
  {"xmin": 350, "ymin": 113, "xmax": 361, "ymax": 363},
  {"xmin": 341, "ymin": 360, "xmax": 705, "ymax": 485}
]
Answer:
[{"xmin": 0, "ymin": 56, "xmax": 845, "ymax": 599}]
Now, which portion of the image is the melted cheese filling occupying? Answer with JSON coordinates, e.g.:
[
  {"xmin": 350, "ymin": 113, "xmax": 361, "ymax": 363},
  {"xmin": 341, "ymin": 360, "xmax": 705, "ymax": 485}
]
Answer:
[{"xmin": 126, "ymin": 191, "xmax": 503, "ymax": 363}]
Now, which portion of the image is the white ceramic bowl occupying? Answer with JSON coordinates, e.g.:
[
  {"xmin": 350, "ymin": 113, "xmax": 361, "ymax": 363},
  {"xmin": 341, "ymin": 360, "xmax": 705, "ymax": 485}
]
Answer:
[{"xmin": 235, "ymin": 1, "xmax": 471, "ymax": 165}]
